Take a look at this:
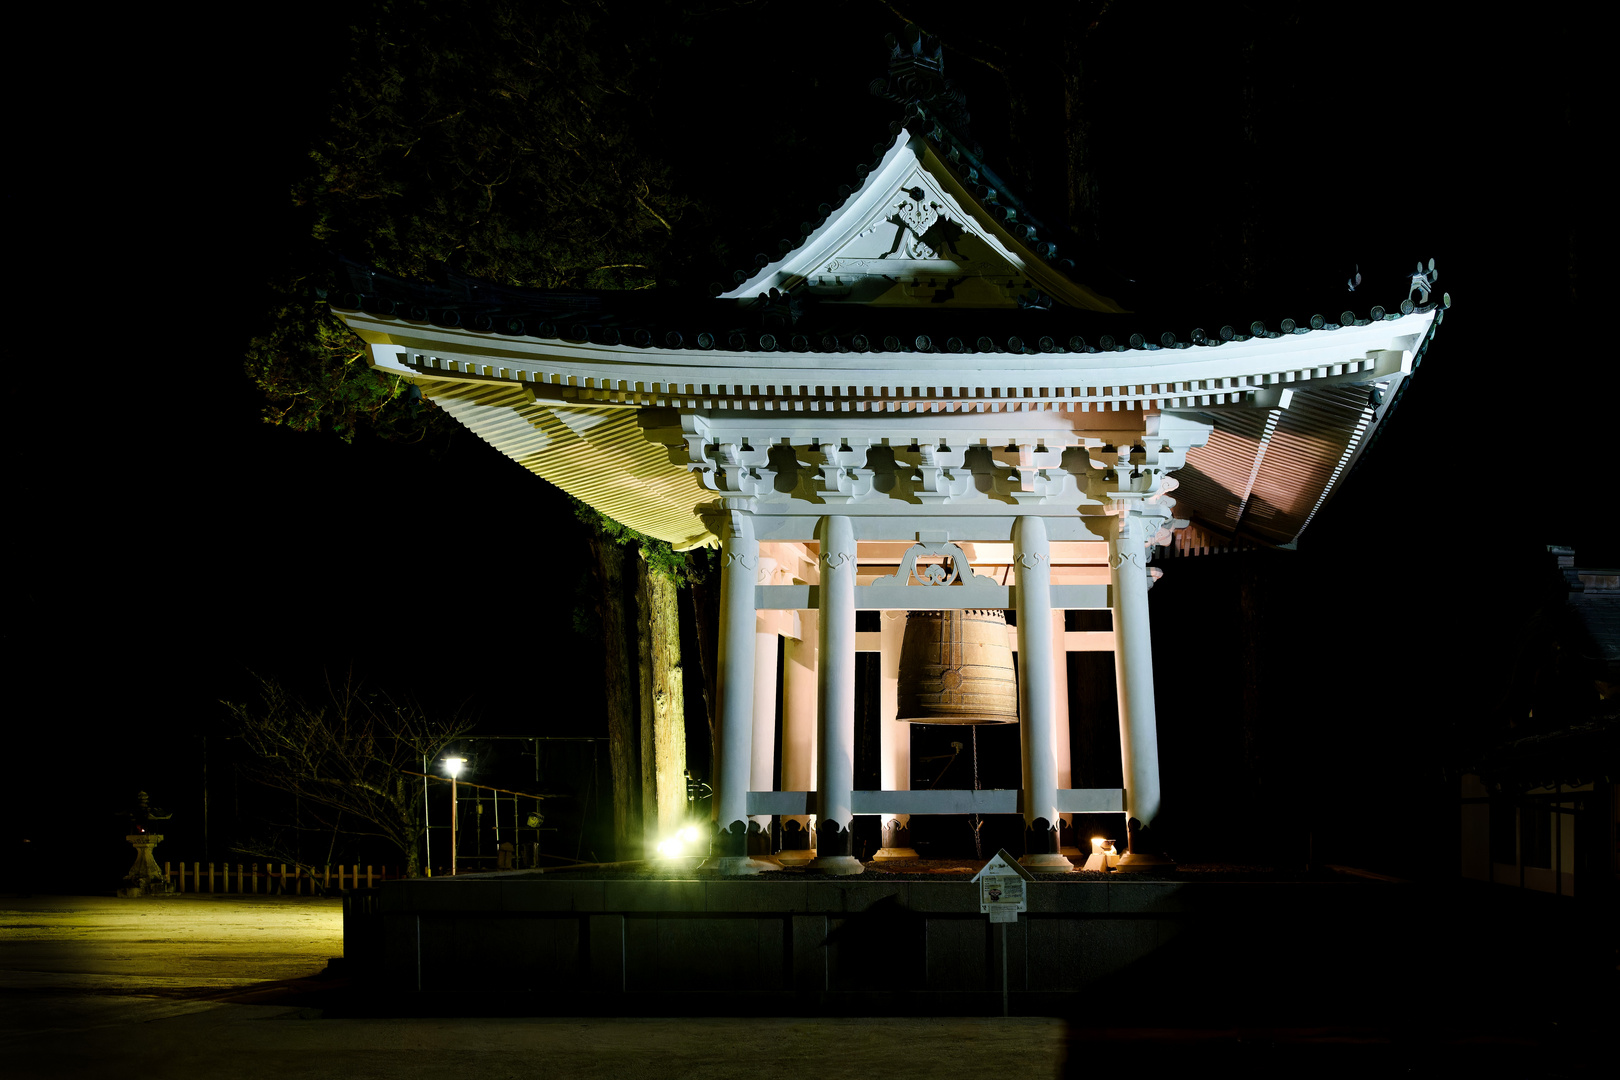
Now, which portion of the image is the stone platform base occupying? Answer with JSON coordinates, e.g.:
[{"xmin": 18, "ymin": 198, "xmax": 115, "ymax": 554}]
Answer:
[
  {"xmin": 872, "ymin": 847, "xmax": 919, "ymax": 861},
  {"xmin": 348, "ymin": 863, "xmax": 1406, "ymax": 1008}
]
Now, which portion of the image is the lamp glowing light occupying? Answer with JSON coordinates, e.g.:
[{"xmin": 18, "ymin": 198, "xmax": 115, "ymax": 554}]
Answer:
[
  {"xmin": 1084, "ymin": 837, "xmax": 1118, "ymax": 873},
  {"xmin": 679, "ymin": 825, "xmax": 700, "ymax": 845},
  {"xmin": 442, "ymin": 754, "xmax": 468, "ymax": 874}
]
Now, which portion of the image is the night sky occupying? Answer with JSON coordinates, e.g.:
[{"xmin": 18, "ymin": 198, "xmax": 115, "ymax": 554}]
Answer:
[{"xmin": 15, "ymin": 3, "xmax": 1608, "ymax": 888}]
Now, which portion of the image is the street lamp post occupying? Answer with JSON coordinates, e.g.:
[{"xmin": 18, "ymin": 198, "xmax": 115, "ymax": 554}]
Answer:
[{"xmin": 443, "ymin": 754, "xmax": 466, "ymax": 876}]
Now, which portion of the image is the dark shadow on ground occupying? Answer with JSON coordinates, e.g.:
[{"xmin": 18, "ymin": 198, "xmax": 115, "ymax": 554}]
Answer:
[{"xmin": 1058, "ymin": 878, "xmax": 1610, "ymax": 1078}]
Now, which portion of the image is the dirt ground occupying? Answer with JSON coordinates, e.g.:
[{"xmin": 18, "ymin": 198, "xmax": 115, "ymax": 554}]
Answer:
[
  {"xmin": 0, "ymin": 894, "xmax": 1065, "ymax": 1080},
  {"xmin": 0, "ymin": 893, "xmax": 344, "ymax": 992},
  {"xmin": 1, "ymin": 891, "xmax": 1603, "ymax": 1079}
]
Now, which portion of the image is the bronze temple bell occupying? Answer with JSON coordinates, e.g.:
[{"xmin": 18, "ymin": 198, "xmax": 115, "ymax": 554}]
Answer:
[{"xmin": 895, "ymin": 610, "xmax": 1020, "ymax": 724}]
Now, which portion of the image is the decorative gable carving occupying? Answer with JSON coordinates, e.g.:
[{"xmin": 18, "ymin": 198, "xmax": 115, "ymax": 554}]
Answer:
[
  {"xmin": 724, "ymin": 131, "xmax": 1123, "ymax": 313},
  {"xmin": 812, "ymin": 169, "xmax": 1031, "ymax": 307}
]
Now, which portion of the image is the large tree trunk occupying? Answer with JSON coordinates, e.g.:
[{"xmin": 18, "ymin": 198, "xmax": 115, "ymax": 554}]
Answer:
[
  {"xmin": 688, "ymin": 573, "xmax": 720, "ymax": 821},
  {"xmin": 401, "ymin": 821, "xmax": 422, "ymax": 879},
  {"xmin": 638, "ymin": 554, "xmax": 687, "ymax": 847},
  {"xmin": 590, "ymin": 531, "xmax": 641, "ymax": 860},
  {"xmin": 397, "ymin": 774, "xmax": 424, "ymax": 878}
]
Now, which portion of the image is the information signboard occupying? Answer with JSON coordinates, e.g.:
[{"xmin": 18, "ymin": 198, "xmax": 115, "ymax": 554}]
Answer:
[{"xmin": 973, "ymin": 849, "xmax": 1034, "ymax": 923}]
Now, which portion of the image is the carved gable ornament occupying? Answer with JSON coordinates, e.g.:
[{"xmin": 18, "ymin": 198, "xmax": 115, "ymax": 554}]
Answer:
[
  {"xmin": 726, "ymin": 131, "xmax": 1123, "ymax": 312},
  {"xmin": 817, "ymin": 170, "xmax": 1015, "ymax": 306},
  {"xmin": 870, "ymin": 542, "xmax": 998, "ymax": 589}
]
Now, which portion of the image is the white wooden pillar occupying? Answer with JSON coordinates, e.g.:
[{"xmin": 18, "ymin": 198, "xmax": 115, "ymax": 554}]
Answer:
[
  {"xmin": 1111, "ymin": 512, "xmax": 1168, "ymax": 868},
  {"xmin": 1052, "ymin": 609, "xmax": 1077, "ymax": 855},
  {"xmin": 874, "ymin": 610, "xmax": 915, "ymax": 859},
  {"xmin": 750, "ymin": 615, "xmax": 779, "ymax": 845},
  {"xmin": 778, "ymin": 608, "xmax": 818, "ymax": 862},
  {"xmin": 702, "ymin": 509, "xmax": 770, "ymax": 874},
  {"xmin": 810, "ymin": 515, "xmax": 863, "ymax": 874},
  {"xmin": 1014, "ymin": 515, "xmax": 1072, "ymax": 868}
]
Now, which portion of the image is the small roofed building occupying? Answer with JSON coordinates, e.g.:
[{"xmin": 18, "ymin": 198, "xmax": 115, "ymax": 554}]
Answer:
[
  {"xmin": 327, "ymin": 28, "xmax": 1446, "ymax": 874},
  {"xmin": 1460, "ymin": 546, "xmax": 1619, "ymax": 900}
]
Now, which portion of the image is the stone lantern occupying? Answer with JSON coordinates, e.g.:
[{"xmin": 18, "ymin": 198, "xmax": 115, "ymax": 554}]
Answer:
[{"xmin": 117, "ymin": 791, "xmax": 175, "ymax": 898}]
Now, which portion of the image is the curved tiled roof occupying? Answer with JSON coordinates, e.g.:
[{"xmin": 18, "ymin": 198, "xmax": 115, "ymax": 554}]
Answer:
[
  {"xmin": 333, "ymin": 253, "xmax": 1447, "ymax": 366},
  {"xmin": 327, "ymin": 31, "xmax": 1449, "ymax": 368},
  {"xmin": 335, "ymin": 292, "xmax": 1439, "ymax": 551},
  {"xmin": 323, "ymin": 26, "xmax": 1447, "ymax": 555}
]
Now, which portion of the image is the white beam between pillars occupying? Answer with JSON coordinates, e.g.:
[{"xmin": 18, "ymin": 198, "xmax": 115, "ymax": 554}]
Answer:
[
  {"xmin": 755, "ymin": 583, "xmax": 1111, "ymax": 610},
  {"xmin": 745, "ymin": 789, "xmax": 1124, "ymax": 816}
]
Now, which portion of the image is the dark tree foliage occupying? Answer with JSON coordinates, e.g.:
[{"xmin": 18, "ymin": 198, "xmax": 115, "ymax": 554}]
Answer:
[
  {"xmin": 572, "ymin": 497, "xmax": 711, "ymax": 586},
  {"xmin": 247, "ymin": 0, "xmax": 692, "ymax": 442}
]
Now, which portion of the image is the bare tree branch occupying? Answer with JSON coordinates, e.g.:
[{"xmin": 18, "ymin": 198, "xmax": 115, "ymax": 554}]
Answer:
[{"xmin": 223, "ymin": 672, "xmax": 471, "ymax": 877}]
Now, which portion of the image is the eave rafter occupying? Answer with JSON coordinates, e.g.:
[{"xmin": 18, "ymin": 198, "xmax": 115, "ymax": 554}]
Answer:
[
  {"xmin": 343, "ymin": 308, "xmax": 1434, "ymax": 417},
  {"xmin": 330, "ymin": 299, "xmax": 1438, "ymax": 552}
]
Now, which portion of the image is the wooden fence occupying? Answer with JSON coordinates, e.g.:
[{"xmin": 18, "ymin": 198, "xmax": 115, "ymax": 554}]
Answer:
[{"xmin": 162, "ymin": 861, "xmax": 400, "ymax": 895}]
